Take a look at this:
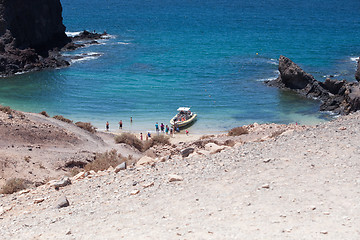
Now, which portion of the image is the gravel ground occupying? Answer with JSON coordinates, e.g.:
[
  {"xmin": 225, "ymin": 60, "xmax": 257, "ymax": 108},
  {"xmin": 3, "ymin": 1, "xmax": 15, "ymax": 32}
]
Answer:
[{"xmin": 1, "ymin": 112, "xmax": 360, "ymax": 239}]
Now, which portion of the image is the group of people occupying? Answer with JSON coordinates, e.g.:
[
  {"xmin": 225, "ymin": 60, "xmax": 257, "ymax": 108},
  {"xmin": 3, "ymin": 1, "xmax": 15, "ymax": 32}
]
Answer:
[
  {"xmin": 105, "ymin": 117, "xmax": 132, "ymax": 131},
  {"xmin": 105, "ymin": 119, "xmax": 189, "ymax": 138},
  {"xmin": 155, "ymin": 122, "xmax": 172, "ymax": 134}
]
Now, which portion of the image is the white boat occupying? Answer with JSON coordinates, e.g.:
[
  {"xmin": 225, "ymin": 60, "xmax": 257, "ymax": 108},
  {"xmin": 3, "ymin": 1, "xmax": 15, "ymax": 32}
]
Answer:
[{"xmin": 170, "ymin": 107, "xmax": 197, "ymax": 129}]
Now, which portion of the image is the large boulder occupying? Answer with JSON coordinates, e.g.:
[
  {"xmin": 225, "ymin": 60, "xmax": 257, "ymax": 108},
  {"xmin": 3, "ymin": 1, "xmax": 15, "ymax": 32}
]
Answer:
[{"xmin": 276, "ymin": 55, "xmax": 316, "ymax": 89}]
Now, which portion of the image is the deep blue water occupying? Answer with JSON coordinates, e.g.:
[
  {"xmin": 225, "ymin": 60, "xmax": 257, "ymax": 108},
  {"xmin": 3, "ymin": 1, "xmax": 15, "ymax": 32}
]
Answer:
[{"xmin": 0, "ymin": 0, "xmax": 359, "ymax": 133}]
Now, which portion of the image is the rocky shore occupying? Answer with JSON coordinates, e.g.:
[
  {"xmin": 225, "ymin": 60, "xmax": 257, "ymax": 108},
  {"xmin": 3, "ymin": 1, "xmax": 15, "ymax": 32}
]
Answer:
[
  {"xmin": 266, "ymin": 55, "xmax": 360, "ymax": 115},
  {"xmin": 0, "ymin": 0, "xmax": 107, "ymax": 76},
  {"xmin": 0, "ymin": 106, "xmax": 360, "ymax": 238}
]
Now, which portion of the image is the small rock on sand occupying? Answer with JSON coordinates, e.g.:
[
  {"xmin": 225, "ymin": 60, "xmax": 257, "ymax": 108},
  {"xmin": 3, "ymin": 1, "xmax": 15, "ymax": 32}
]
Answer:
[
  {"xmin": 51, "ymin": 176, "xmax": 71, "ymax": 188},
  {"xmin": 34, "ymin": 198, "xmax": 45, "ymax": 204},
  {"xmin": 114, "ymin": 162, "xmax": 126, "ymax": 173},
  {"xmin": 168, "ymin": 174, "xmax": 184, "ymax": 182},
  {"xmin": 181, "ymin": 148, "xmax": 194, "ymax": 158},
  {"xmin": 56, "ymin": 196, "xmax": 70, "ymax": 208},
  {"xmin": 136, "ymin": 156, "xmax": 156, "ymax": 166},
  {"xmin": 72, "ymin": 171, "xmax": 86, "ymax": 181},
  {"xmin": 130, "ymin": 190, "xmax": 140, "ymax": 195}
]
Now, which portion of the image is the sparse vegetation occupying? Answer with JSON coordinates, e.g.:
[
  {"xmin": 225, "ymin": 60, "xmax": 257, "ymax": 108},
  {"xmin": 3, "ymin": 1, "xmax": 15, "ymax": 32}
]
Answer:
[
  {"xmin": 224, "ymin": 139, "xmax": 236, "ymax": 147},
  {"xmin": 270, "ymin": 129, "xmax": 286, "ymax": 138},
  {"xmin": 200, "ymin": 135, "xmax": 215, "ymax": 140},
  {"xmin": 1, "ymin": 178, "xmax": 27, "ymax": 194},
  {"xmin": 228, "ymin": 126, "xmax": 249, "ymax": 136},
  {"xmin": 84, "ymin": 149, "xmax": 128, "ymax": 172},
  {"xmin": 24, "ymin": 156, "xmax": 31, "ymax": 163},
  {"xmin": 115, "ymin": 133, "xmax": 144, "ymax": 152},
  {"xmin": 53, "ymin": 115, "xmax": 73, "ymax": 124},
  {"xmin": 192, "ymin": 139, "xmax": 219, "ymax": 148},
  {"xmin": 115, "ymin": 133, "xmax": 171, "ymax": 152},
  {"xmin": 39, "ymin": 111, "xmax": 49, "ymax": 117},
  {"xmin": 75, "ymin": 121, "xmax": 97, "ymax": 133},
  {"xmin": 0, "ymin": 105, "xmax": 12, "ymax": 114}
]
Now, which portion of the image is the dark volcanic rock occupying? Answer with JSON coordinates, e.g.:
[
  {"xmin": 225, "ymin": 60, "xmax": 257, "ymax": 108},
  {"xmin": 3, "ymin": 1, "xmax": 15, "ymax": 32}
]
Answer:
[
  {"xmin": 0, "ymin": 0, "xmax": 70, "ymax": 53},
  {"xmin": 0, "ymin": 0, "xmax": 71, "ymax": 76},
  {"xmin": 277, "ymin": 55, "xmax": 316, "ymax": 89},
  {"xmin": 266, "ymin": 55, "xmax": 360, "ymax": 115},
  {"xmin": 356, "ymin": 58, "xmax": 360, "ymax": 82}
]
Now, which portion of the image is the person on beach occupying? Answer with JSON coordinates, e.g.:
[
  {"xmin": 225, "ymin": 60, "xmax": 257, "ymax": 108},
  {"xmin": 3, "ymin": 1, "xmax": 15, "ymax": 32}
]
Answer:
[
  {"xmin": 165, "ymin": 125, "xmax": 169, "ymax": 134},
  {"xmin": 161, "ymin": 123, "xmax": 164, "ymax": 132},
  {"xmin": 140, "ymin": 132, "xmax": 143, "ymax": 140},
  {"xmin": 155, "ymin": 122, "xmax": 159, "ymax": 132},
  {"xmin": 186, "ymin": 130, "xmax": 189, "ymax": 135},
  {"xmin": 119, "ymin": 120, "xmax": 123, "ymax": 129},
  {"xmin": 146, "ymin": 134, "xmax": 148, "ymax": 141},
  {"xmin": 147, "ymin": 132, "xmax": 151, "ymax": 138},
  {"xmin": 106, "ymin": 121, "xmax": 109, "ymax": 131}
]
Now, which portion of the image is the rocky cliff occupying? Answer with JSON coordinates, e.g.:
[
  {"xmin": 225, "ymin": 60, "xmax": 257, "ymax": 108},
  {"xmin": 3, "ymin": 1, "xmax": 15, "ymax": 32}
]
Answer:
[
  {"xmin": 0, "ymin": 0, "xmax": 69, "ymax": 53},
  {"xmin": 266, "ymin": 55, "xmax": 360, "ymax": 115},
  {"xmin": 0, "ymin": 0, "xmax": 71, "ymax": 75}
]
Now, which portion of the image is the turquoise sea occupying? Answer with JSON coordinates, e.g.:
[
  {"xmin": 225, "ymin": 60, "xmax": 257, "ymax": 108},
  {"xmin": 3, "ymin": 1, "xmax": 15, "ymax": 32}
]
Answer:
[{"xmin": 0, "ymin": 0, "xmax": 359, "ymax": 133}]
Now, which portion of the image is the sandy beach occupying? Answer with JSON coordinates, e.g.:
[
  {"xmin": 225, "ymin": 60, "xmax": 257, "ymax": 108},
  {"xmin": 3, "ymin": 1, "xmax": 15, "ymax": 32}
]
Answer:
[{"xmin": 0, "ymin": 108, "xmax": 360, "ymax": 239}]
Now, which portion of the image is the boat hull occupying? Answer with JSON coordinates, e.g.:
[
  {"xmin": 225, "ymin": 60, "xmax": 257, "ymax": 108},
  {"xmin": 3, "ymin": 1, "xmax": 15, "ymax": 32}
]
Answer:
[{"xmin": 170, "ymin": 113, "xmax": 197, "ymax": 129}]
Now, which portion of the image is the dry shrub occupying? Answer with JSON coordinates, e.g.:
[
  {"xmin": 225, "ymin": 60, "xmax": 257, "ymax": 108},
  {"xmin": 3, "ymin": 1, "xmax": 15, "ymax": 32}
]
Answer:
[
  {"xmin": 0, "ymin": 105, "xmax": 12, "ymax": 114},
  {"xmin": 228, "ymin": 126, "xmax": 249, "ymax": 136},
  {"xmin": 84, "ymin": 149, "xmax": 123, "ymax": 172},
  {"xmin": 143, "ymin": 135, "xmax": 171, "ymax": 151},
  {"xmin": 115, "ymin": 133, "xmax": 143, "ymax": 152},
  {"xmin": 39, "ymin": 111, "xmax": 49, "ymax": 117},
  {"xmin": 193, "ymin": 139, "xmax": 219, "ymax": 148},
  {"xmin": 1, "ymin": 178, "xmax": 27, "ymax": 194},
  {"xmin": 150, "ymin": 135, "xmax": 170, "ymax": 146},
  {"xmin": 200, "ymin": 135, "xmax": 215, "ymax": 140},
  {"xmin": 224, "ymin": 139, "xmax": 236, "ymax": 147},
  {"xmin": 270, "ymin": 129, "xmax": 286, "ymax": 138},
  {"xmin": 53, "ymin": 115, "xmax": 73, "ymax": 123},
  {"xmin": 75, "ymin": 121, "xmax": 97, "ymax": 133}
]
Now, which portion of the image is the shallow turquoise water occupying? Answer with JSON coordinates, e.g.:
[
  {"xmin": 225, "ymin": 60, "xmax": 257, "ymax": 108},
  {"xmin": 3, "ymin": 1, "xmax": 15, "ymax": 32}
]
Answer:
[{"xmin": 0, "ymin": 0, "xmax": 359, "ymax": 133}]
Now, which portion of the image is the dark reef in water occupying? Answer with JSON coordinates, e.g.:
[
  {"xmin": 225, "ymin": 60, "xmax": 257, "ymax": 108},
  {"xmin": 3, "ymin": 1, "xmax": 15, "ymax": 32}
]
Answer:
[
  {"xmin": 0, "ymin": 0, "xmax": 106, "ymax": 76},
  {"xmin": 266, "ymin": 55, "xmax": 360, "ymax": 115}
]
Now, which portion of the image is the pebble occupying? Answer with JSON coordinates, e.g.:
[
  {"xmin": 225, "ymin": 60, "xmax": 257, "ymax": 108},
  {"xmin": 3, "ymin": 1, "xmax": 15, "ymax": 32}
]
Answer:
[
  {"xmin": 51, "ymin": 176, "xmax": 71, "ymax": 188},
  {"xmin": 34, "ymin": 198, "xmax": 45, "ymax": 204},
  {"xmin": 114, "ymin": 162, "xmax": 126, "ymax": 173},
  {"xmin": 168, "ymin": 174, "xmax": 184, "ymax": 182},
  {"xmin": 142, "ymin": 181, "xmax": 154, "ymax": 188},
  {"xmin": 130, "ymin": 190, "xmax": 140, "ymax": 195},
  {"xmin": 261, "ymin": 184, "xmax": 270, "ymax": 189},
  {"xmin": 56, "ymin": 196, "xmax": 70, "ymax": 208}
]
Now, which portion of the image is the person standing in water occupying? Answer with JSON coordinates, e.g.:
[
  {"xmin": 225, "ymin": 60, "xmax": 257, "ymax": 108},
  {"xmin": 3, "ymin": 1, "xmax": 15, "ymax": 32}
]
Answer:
[
  {"xmin": 130, "ymin": 117, "xmax": 133, "ymax": 123},
  {"xmin": 119, "ymin": 120, "xmax": 123, "ymax": 129},
  {"xmin": 106, "ymin": 121, "xmax": 109, "ymax": 131}
]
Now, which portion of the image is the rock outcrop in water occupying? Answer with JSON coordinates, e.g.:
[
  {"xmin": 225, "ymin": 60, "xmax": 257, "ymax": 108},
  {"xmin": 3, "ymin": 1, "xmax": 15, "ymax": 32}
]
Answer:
[
  {"xmin": 0, "ymin": 0, "xmax": 71, "ymax": 75},
  {"xmin": 266, "ymin": 55, "xmax": 360, "ymax": 115},
  {"xmin": 0, "ymin": 1, "xmax": 107, "ymax": 76}
]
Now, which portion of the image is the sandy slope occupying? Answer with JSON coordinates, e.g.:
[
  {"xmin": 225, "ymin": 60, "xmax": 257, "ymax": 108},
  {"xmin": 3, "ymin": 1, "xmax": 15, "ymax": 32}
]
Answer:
[
  {"xmin": 0, "ymin": 112, "xmax": 359, "ymax": 239},
  {"xmin": 0, "ymin": 110, "xmax": 140, "ymax": 186}
]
